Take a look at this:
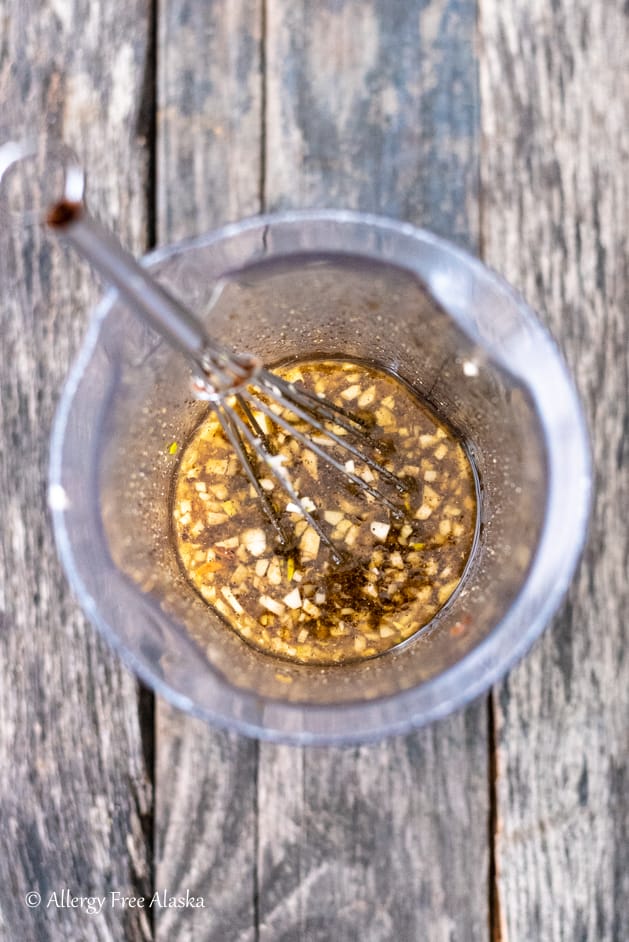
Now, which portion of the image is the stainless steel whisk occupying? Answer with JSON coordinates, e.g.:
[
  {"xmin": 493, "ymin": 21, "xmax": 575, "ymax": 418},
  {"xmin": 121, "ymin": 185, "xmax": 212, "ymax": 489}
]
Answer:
[{"xmin": 2, "ymin": 143, "xmax": 409, "ymax": 564}]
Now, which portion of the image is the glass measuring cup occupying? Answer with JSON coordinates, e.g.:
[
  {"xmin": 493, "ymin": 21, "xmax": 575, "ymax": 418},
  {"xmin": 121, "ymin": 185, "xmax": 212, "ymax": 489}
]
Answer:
[{"xmin": 49, "ymin": 211, "xmax": 591, "ymax": 744}]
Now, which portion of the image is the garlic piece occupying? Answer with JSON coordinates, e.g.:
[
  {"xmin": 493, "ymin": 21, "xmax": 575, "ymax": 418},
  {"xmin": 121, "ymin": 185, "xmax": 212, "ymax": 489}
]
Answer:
[
  {"xmin": 255, "ymin": 558, "xmax": 269, "ymax": 577},
  {"xmin": 324, "ymin": 510, "xmax": 343, "ymax": 525},
  {"xmin": 242, "ymin": 528, "xmax": 267, "ymax": 556},
  {"xmin": 300, "ymin": 526, "xmax": 320, "ymax": 562},
  {"xmin": 221, "ymin": 586, "xmax": 244, "ymax": 615},
  {"xmin": 369, "ymin": 521, "xmax": 390, "ymax": 541},
  {"xmin": 260, "ymin": 595, "xmax": 286, "ymax": 616},
  {"xmin": 283, "ymin": 588, "xmax": 302, "ymax": 610}
]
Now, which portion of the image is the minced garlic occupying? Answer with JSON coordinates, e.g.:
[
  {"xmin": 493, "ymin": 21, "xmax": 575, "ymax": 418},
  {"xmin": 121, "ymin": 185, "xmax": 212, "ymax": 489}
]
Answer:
[{"xmin": 172, "ymin": 359, "xmax": 477, "ymax": 664}]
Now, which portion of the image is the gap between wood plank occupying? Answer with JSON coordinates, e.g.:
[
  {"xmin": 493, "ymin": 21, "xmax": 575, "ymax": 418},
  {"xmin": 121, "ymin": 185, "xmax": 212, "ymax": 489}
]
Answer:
[
  {"xmin": 137, "ymin": 0, "xmax": 159, "ymax": 936},
  {"xmin": 476, "ymin": 0, "xmax": 500, "ymax": 936},
  {"xmin": 488, "ymin": 692, "xmax": 501, "ymax": 942},
  {"xmin": 138, "ymin": 0, "xmax": 159, "ymax": 250},
  {"xmin": 137, "ymin": 684, "xmax": 156, "ymax": 937},
  {"xmin": 253, "ymin": 739, "xmax": 261, "ymax": 942}
]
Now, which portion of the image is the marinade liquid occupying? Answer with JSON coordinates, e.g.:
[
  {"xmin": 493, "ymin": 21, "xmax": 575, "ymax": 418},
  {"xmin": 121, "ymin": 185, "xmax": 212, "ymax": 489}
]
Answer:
[{"xmin": 172, "ymin": 359, "xmax": 478, "ymax": 664}]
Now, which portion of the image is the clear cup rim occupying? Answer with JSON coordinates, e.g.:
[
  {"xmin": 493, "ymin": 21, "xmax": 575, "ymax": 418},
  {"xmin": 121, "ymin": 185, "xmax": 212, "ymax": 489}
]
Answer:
[{"xmin": 49, "ymin": 209, "xmax": 592, "ymax": 744}]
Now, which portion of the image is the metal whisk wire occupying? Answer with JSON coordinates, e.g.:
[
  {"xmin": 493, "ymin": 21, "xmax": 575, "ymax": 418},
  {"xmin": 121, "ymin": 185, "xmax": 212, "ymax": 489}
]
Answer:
[
  {"xmin": 196, "ymin": 366, "xmax": 410, "ymax": 564},
  {"xmin": 0, "ymin": 141, "xmax": 410, "ymax": 563}
]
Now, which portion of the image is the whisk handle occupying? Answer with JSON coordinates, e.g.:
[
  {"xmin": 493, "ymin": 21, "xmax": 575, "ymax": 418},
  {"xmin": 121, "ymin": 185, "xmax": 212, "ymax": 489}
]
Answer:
[{"xmin": 48, "ymin": 202, "xmax": 211, "ymax": 365}]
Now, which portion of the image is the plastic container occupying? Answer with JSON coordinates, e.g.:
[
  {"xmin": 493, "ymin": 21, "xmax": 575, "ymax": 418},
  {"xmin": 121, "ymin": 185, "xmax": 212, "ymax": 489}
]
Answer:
[{"xmin": 49, "ymin": 211, "xmax": 591, "ymax": 744}]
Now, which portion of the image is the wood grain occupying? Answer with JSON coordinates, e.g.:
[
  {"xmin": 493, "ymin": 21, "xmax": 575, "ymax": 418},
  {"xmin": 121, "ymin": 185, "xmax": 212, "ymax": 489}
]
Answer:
[
  {"xmin": 258, "ymin": 720, "xmax": 489, "ymax": 942},
  {"xmin": 0, "ymin": 2, "xmax": 153, "ymax": 940},
  {"xmin": 265, "ymin": 0, "xmax": 480, "ymax": 250},
  {"xmin": 479, "ymin": 1, "xmax": 629, "ymax": 939},
  {"xmin": 258, "ymin": 3, "xmax": 488, "ymax": 941},
  {"xmin": 154, "ymin": 3, "xmax": 262, "ymax": 941},
  {"xmin": 157, "ymin": 0, "xmax": 263, "ymax": 242},
  {"xmin": 4, "ymin": 0, "xmax": 625, "ymax": 940}
]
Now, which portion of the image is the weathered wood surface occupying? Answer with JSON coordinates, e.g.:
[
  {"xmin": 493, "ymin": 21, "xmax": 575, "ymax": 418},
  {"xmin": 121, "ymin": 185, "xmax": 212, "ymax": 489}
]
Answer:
[
  {"xmin": 0, "ymin": 2, "xmax": 153, "ymax": 941},
  {"xmin": 2, "ymin": 0, "xmax": 628, "ymax": 940},
  {"xmin": 157, "ymin": 0, "xmax": 263, "ymax": 242},
  {"xmin": 265, "ymin": 0, "xmax": 480, "ymax": 250},
  {"xmin": 479, "ymin": 1, "xmax": 629, "ymax": 940},
  {"xmin": 155, "ymin": 2, "xmax": 489, "ymax": 942},
  {"xmin": 154, "ymin": 3, "xmax": 262, "ymax": 941}
]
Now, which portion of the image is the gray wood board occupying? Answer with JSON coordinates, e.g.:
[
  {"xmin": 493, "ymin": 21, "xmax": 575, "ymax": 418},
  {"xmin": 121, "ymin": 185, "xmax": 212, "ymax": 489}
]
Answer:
[
  {"xmin": 6, "ymin": 0, "xmax": 624, "ymax": 938},
  {"xmin": 154, "ymin": 3, "xmax": 262, "ymax": 941},
  {"xmin": 157, "ymin": 0, "xmax": 263, "ymax": 242},
  {"xmin": 0, "ymin": 3, "xmax": 153, "ymax": 941},
  {"xmin": 479, "ymin": 1, "xmax": 629, "ymax": 939},
  {"xmin": 155, "ymin": 1, "xmax": 489, "ymax": 941},
  {"xmin": 265, "ymin": 0, "xmax": 480, "ymax": 251}
]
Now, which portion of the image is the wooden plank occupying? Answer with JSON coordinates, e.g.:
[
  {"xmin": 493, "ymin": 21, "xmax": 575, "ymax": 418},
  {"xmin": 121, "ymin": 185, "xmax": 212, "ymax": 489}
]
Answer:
[
  {"xmin": 154, "ymin": 3, "xmax": 262, "ymax": 941},
  {"xmin": 154, "ymin": 710, "xmax": 258, "ymax": 942},
  {"xmin": 479, "ymin": 1, "xmax": 629, "ymax": 939},
  {"xmin": 157, "ymin": 0, "xmax": 263, "ymax": 241},
  {"xmin": 265, "ymin": 0, "xmax": 480, "ymax": 249},
  {"xmin": 0, "ymin": 3, "xmax": 153, "ymax": 941},
  {"xmin": 259, "ymin": 3, "xmax": 489, "ymax": 941}
]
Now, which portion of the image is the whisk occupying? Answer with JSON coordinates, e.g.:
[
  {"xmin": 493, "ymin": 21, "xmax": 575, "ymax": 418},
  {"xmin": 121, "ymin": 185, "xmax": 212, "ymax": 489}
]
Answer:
[{"xmin": 3, "ymin": 143, "xmax": 410, "ymax": 565}]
